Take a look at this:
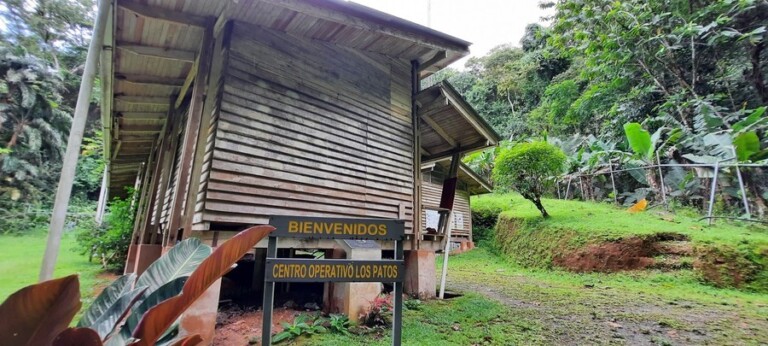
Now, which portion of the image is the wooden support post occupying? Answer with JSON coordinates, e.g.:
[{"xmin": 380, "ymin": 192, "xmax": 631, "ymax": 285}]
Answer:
[
  {"xmin": 411, "ymin": 60, "xmax": 422, "ymax": 250},
  {"xmin": 130, "ymin": 143, "xmax": 157, "ymax": 242},
  {"xmin": 439, "ymin": 211, "xmax": 454, "ymax": 300},
  {"xmin": 167, "ymin": 20, "xmax": 215, "ymax": 243},
  {"xmin": 437, "ymin": 151, "xmax": 461, "ymax": 234},
  {"xmin": 609, "ymin": 161, "xmax": 618, "ymax": 205},
  {"xmin": 132, "ymin": 139, "xmax": 160, "ymax": 243},
  {"xmin": 438, "ymin": 151, "xmax": 460, "ymax": 300},
  {"xmin": 139, "ymin": 124, "xmax": 171, "ymax": 244},
  {"xmin": 100, "ymin": 3, "xmax": 114, "ymax": 180},
  {"xmin": 39, "ymin": 0, "xmax": 110, "ymax": 281},
  {"xmin": 151, "ymin": 101, "xmax": 181, "ymax": 245},
  {"xmin": 181, "ymin": 21, "xmax": 233, "ymax": 236},
  {"xmin": 95, "ymin": 166, "xmax": 108, "ymax": 225}
]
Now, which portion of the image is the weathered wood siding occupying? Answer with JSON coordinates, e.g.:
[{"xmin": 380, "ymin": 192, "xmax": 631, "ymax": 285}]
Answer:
[
  {"xmin": 421, "ymin": 171, "xmax": 472, "ymax": 240},
  {"xmin": 196, "ymin": 22, "xmax": 415, "ymax": 231},
  {"xmin": 158, "ymin": 110, "xmax": 187, "ymax": 230},
  {"xmin": 191, "ymin": 25, "xmax": 233, "ymax": 229}
]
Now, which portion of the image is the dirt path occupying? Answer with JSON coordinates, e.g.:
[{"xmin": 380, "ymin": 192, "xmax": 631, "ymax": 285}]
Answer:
[{"xmin": 445, "ymin": 266, "xmax": 768, "ymax": 345}]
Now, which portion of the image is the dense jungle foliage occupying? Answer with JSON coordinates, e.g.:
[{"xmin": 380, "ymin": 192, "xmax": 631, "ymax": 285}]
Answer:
[
  {"xmin": 0, "ymin": 0, "xmax": 103, "ymax": 235},
  {"xmin": 449, "ymin": 0, "xmax": 768, "ymax": 219},
  {"xmin": 0, "ymin": 0, "xmax": 767, "ymax": 238}
]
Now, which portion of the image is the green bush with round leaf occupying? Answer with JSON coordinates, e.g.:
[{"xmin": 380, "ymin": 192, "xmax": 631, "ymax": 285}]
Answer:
[{"xmin": 492, "ymin": 142, "xmax": 565, "ymax": 218}]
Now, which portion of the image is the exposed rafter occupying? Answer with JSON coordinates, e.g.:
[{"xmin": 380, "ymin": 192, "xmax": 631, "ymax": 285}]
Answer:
[
  {"xmin": 116, "ymin": 112, "xmax": 168, "ymax": 123},
  {"xmin": 421, "ymin": 114, "xmax": 456, "ymax": 148},
  {"xmin": 116, "ymin": 73, "xmax": 186, "ymax": 87},
  {"xmin": 175, "ymin": 55, "xmax": 201, "ymax": 109},
  {"xmin": 258, "ymin": 0, "xmax": 470, "ymax": 52},
  {"xmin": 422, "ymin": 139, "xmax": 491, "ymax": 162},
  {"xmin": 115, "ymin": 95, "xmax": 171, "ymax": 105},
  {"xmin": 418, "ymin": 50, "xmax": 446, "ymax": 73},
  {"xmin": 119, "ymin": 0, "xmax": 211, "ymax": 27},
  {"xmin": 117, "ymin": 42, "xmax": 196, "ymax": 62}
]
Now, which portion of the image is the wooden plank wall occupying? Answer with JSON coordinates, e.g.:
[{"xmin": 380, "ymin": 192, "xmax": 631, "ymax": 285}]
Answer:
[
  {"xmin": 421, "ymin": 171, "xmax": 472, "ymax": 240},
  {"xmin": 158, "ymin": 110, "xmax": 188, "ymax": 232},
  {"xmin": 191, "ymin": 23, "xmax": 233, "ymax": 229},
  {"xmin": 197, "ymin": 22, "xmax": 415, "ymax": 232}
]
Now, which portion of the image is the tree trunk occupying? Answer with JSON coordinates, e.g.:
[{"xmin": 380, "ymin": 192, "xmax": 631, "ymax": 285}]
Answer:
[
  {"xmin": 6, "ymin": 122, "xmax": 24, "ymax": 149},
  {"xmin": 532, "ymin": 197, "xmax": 550, "ymax": 218},
  {"xmin": 646, "ymin": 168, "xmax": 661, "ymax": 200},
  {"xmin": 751, "ymin": 42, "xmax": 767, "ymax": 103}
]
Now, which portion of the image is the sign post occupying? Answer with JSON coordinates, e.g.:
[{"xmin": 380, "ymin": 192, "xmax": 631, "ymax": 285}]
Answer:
[{"xmin": 262, "ymin": 216, "xmax": 406, "ymax": 346}]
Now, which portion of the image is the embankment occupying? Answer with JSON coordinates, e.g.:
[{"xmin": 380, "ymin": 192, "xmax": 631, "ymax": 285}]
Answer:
[{"xmin": 472, "ymin": 194, "xmax": 768, "ymax": 292}]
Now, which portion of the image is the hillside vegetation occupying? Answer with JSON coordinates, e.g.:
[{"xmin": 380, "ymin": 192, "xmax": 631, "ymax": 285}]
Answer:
[{"xmin": 473, "ymin": 194, "xmax": 768, "ymax": 292}]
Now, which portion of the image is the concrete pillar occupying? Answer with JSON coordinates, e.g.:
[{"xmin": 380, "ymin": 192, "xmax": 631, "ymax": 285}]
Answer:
[
  {"xmin": 252, "ymin": 248, "xmax": 267, "ymax": 301},
  {"xmin": 123, "ymin": 243, "xmax": 138, "ymax": 274},
  {"xmin": 132, "ymin": 244, "xmax": 162, "ymax": 276},
  {"xmin": 325, "ymin": 243, "xmax": 383, "ymax": 322},
  {"xmin": 179, "ymin": 278, "xmax": 222, "ymax": 345},
  {"xmin": 404, "ymin": 249, "xmax": 436, "ymax": 299}
]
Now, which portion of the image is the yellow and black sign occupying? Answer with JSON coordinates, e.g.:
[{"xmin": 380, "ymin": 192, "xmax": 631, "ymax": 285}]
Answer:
[
  {"xmin": 265, "ymin": 259, "xmax": 404, "ymax": 283},
  {"xmin": 269, "ymin": 216, "xmax": 405, "ymax": 240}
]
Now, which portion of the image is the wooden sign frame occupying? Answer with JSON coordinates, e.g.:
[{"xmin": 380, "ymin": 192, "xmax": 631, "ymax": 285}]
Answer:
[{"xmin": 262, "ymin": 216, "xmax": 405, "ymax": 346}]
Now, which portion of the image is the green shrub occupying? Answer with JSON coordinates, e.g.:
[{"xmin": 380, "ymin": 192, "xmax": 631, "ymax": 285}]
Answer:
[
  {"xmin": 76, "ymin": 189, "xmax": 136, "ymax": 272},
  {"xmin": 273, "ymin": 314, "xmax": 327, "ymax": 344},
  {"xmin": 492, "ymin": 142, "xmax": 565, "ymax": 218},
  {"xmin": 328, "ymin": 314, "xmax": 352, "ymax": 335},
  {"xmin": 403, "ymin": 298, "xmax": 422, "ymax": 311},
  {"xmin": 471, "ymin": 204, "xmax": 502, "ymax": 245}
]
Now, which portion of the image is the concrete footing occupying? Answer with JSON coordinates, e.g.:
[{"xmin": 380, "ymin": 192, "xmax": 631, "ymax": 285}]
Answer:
[
  {"xmin": 404, "ymin": 249, "xmax": 436, "ymax": 299},
  {"xmin": 179, "ymin": 278, "xmax": 222, "ymax": 345},
  {"xmin": 452, "ymin": 241, "xmax": 476, "ymax": 255},
  {"xmin": 124, "ymin": 243, "xmax": 138, "ymax": 274},
  {"xmin": 325, "ymin": 245, "xmax": 383, "ymax": 322}
]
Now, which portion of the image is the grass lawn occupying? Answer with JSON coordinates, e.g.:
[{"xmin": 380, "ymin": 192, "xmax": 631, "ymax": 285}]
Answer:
[
  {"xmin": 298, "ymin": 248, "xmax": 768, "ymax": 345},
  {"xmin": 473, "ymin": 194, "xmax": 768, "ymax": 292},
  {"xmin": 0, "ymin": 231, "xmax": 107, "ymax": 304},
  {"xmin": 297, "ymin": 196, "xmax": 768, "ymax": 345},
  {"xmin": 472, "ymin": 193, "xmax": 768, "ymax": 245},
  {"xmin": 302, "ymin": 292, "xmax": 544, "ymax": 346}
]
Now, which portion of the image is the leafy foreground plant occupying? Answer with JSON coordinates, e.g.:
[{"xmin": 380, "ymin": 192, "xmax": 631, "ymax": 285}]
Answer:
[
  {"xmin": 359, "ymin": 294, "xmax": 393, "ymax": 327},
  {"xmin": 328, "ymin": 314, "xmax": 352, "ymax": 336},
  {"xmin": 0, "ymin": 225, "xmax": 274, "ymax": 346},
  {"xmin": 273, "ymin": 314, "xmax": 328, "ymax": 344}
]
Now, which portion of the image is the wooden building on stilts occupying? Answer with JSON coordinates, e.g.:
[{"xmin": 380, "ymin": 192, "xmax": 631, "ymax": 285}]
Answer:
[
  {"xmin": 422, "ymin": 158, "xmax": 493, "ymax": 251},
  {"xmin": 100, "ymin": 0, "xmax": 500, "ymax": 341}
]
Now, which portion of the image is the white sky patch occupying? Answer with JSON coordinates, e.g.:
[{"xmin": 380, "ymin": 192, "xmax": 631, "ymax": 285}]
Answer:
[{"xmin": 350, "ymin": 0, "xmax": 553, "ymax": 67}]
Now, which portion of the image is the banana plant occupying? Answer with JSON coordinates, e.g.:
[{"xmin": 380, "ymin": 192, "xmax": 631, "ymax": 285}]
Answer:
[
  {"xmin": 732, "ymin": 107, "xmax": 768, "ymax": 162},
  {"xmin": 623, "ymin": 122, "xmax": 683, "ymax": 198},
  {"xmin": 0, "ymin": 225, "xmax": 274, "ymax": 346}
]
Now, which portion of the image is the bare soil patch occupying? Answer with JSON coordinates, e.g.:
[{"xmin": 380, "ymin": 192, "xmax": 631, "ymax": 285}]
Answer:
[
  {"xmin": 214, "ymin": 306, "xmax": 300, "ymax": 346},
  {"xmin": 554, "ymin": 233, "xmax": 692, "ymax": 273}
]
